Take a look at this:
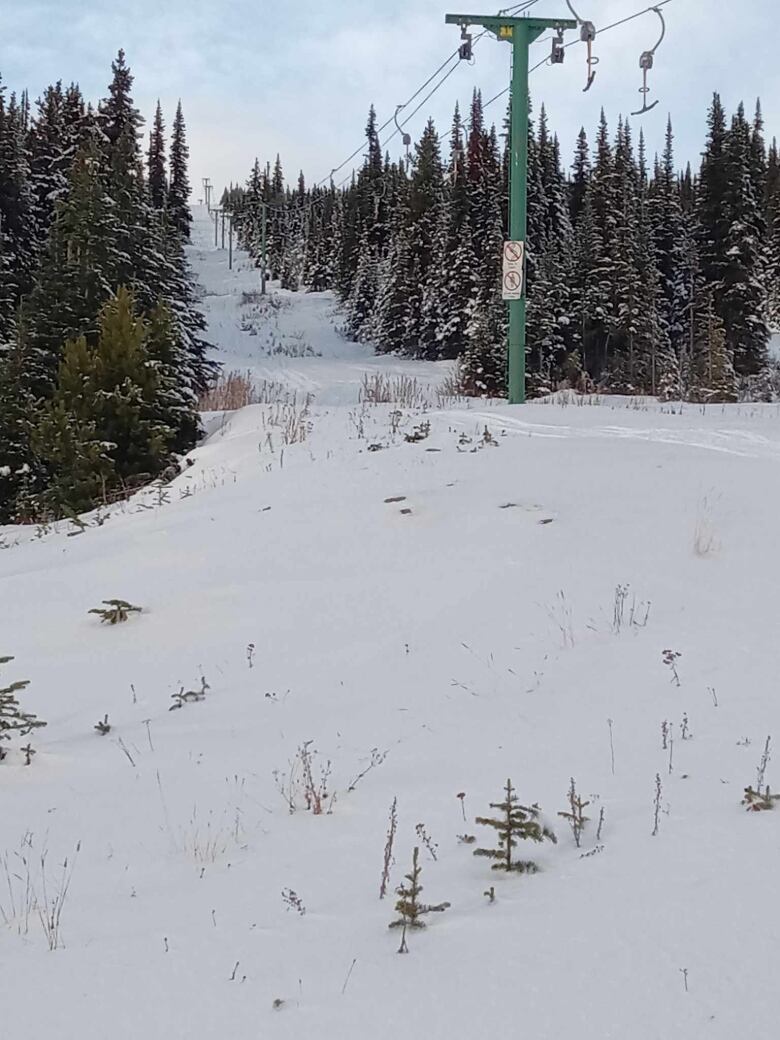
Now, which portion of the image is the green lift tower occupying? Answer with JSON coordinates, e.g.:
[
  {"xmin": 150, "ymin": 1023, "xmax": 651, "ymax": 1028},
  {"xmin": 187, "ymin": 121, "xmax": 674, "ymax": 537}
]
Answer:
[{"xmin": 445, "ymin": 12, "xmax": 577, "ymax": 404}]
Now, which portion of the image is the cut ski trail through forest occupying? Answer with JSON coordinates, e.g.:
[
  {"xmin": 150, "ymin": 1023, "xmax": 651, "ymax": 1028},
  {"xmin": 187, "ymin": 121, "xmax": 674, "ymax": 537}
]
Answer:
[{"xmin": 1, "ymin": 205, "xmax": 779, "ymax": 1040}]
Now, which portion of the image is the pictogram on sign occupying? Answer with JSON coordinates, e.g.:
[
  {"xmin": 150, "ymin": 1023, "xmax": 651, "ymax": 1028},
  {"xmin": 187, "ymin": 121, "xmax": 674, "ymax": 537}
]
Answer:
[{"xmin": 502, "ymin": 240, "xmax": 525, "ymax": 300}]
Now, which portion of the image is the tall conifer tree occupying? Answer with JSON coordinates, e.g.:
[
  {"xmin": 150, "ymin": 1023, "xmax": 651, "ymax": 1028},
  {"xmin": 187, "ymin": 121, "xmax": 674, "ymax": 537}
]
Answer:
[
  {"xmin": 148, "ymin": 100, "xmax": 167, "ymax": 211},
  {"xmin": 168, "ymin": 101, "xmax": 191, "ymax": 239}
]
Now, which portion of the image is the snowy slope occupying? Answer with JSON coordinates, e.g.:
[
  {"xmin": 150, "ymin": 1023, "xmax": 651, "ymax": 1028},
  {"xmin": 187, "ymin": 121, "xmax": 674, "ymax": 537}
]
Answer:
[
  {"xmin": 2, "ymin": 209, "xmax": 780, "ymax": 1040},
  {"xmin": 190, "ymin": 207, "xmax": 449, "ymax": 406}
]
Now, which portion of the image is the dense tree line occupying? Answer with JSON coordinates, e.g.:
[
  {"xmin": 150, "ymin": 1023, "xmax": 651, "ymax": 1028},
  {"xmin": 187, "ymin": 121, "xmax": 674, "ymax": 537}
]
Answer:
[
  {"xmin": 0, "ymin": 53, "xmax": 210, "ymax": 523},
  {"xmin": 229, "ymin": 92, "xmax": 780, "ymax": 401}
]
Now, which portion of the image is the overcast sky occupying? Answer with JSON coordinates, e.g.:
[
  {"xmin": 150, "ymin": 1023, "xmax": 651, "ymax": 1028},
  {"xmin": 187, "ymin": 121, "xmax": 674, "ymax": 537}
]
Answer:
[{"xmin": 2, "ymin": 1, "xmax": 778, "ymax": 200}]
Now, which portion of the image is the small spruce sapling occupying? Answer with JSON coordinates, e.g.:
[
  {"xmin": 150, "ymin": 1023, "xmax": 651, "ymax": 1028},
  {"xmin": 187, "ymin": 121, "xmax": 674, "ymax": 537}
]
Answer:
[
  {"xmin": 404, "ymin": 421, "xmax": 431, "ymax": 444},
  {"xmin": 281, "ymin": 888, "xmax": 306, "ymax": 915},
  {"xmin": 94, "ymin": 715, "xmax": 111, "ymax": 735},
  {"xmin": 474, "ymin": 779, "xmax": 557, "ymax": 874},
  {"xmin": 89, "ymin": 599, "xmax": 142, "ymax": 625},
  {"xmin": 743, "ymin": 736, "xmax": 779, "ymax": 810},
  {"xmin": 1, "ymin": 656, "xmax": 46, "ymax": 759},
  {"xmin": 558, "ymin": 778, "xmax": 590, "ymax": 848},
  {"xmin": 170, "ymin": 675, "xmax": 210, "ymax": 710},
  {"xmin": 742, "ymin": 786, "xmax": 780, "ymax": 811},
  {"xmin": 389, "ymin": 846, "xmax": 450, "ymax": 946}
]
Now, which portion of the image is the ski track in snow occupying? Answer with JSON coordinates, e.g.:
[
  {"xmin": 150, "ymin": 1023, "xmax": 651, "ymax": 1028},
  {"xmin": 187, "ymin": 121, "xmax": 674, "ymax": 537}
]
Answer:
[
  {"xmin": 2, "ymin": 207, "xmax": 780, "ymax": 1040},
  {"xmin": 450, "ymin": 411, "xmax": 780, "ymax": 460}
]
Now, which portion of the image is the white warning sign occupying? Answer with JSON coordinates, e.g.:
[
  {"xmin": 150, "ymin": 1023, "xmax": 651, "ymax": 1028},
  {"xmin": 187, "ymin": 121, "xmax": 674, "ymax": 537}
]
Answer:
[{"xmin": 502, "ymin": 240, "xmax": 525, "ymax": 300}]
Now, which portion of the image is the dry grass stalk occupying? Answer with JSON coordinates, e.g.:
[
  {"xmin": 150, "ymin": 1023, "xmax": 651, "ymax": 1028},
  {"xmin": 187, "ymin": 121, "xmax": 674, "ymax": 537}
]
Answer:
[
  {"xmin": 359, "ymin": 373, "xmax": 429, "ymax": 410},
  {"xmin": 262, "ymin": 393, "xmax": 313, "ymax": 445},
  {"xmin": 693, "ymin": 492, "xmax": 720, "ymax": 558},
  {"xmin": 199, "ymin": 370, "xmax": 258, "ymax": 411}
]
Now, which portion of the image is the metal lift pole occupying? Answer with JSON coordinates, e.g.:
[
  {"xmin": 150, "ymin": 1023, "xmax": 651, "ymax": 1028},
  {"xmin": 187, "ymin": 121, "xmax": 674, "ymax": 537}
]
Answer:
[{"xmin": 446, "ymin": 13, "xmax": 576, "ymax": 403}]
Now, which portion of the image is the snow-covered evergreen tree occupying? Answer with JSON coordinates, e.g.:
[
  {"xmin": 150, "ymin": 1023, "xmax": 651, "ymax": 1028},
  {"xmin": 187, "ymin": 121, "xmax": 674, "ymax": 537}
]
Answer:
[
  {"xmin": 404, "ymin": 118, "xmax": 445, "ymax": 358},
  {"xmin": 25, "ymin": 141, "xmax": 123, "ymax": 374},
  {"xmin": 698, "ymin": 93, "xmax": 731, "ymax": 292},
  {"xmin": 581, "ymin": 110, "xmax": 619, "ymax": 382},
  {"xmin": 570, "ymin": 126, "xmax": 590, "ymax": 225},
  {"xmin": 147, "ymin": 100, "xmax": 167, "ymax": 211},
  {"xmin": 0, "ymin": 83, "xmax": 39, "ymax": 343},
  {"xmin": 33, "ymin": 287, "xmax": 190, "ymax": 517},
  {"xmin": 372, "ymin": 164, "xmax": 413, "ymax": 354},
  {"xmin": 28, "ymin": 83, "xmax": 71, "ymax": 241},
  {"xmin": 647, "ymin": 119, "xmax": 686, "ymax": 356},
  {"xmin": 0, "ymin": 57, "xmax": 206, "ymax": 520},
  {"xmin": 268, "ymin": 155, "xmax": 286, "ymax": 281},
  {"xmin": 526, "ymin": 109, "xmax": 576, "ymax": 391},
  {"xmin": 767, "ymin": 138, "xmax": 780, "ymax": 330},
  {"xmin": 686, "ymin": 290, "xmax": 737, "ymax": 402},
  {"xmin": 168, "ymin": 101, "xmax": 191, "ymax": 239},
  {"xmin": 432, "ymin": 104, "xmax": 475, "ymax": 360},
  {"xmin": 721, "ymin": 103, "xmax": 769, "ymax": 375},
  {"xmin": 0, "ymin": 315, "xmax": 46, "ymax": 521}
]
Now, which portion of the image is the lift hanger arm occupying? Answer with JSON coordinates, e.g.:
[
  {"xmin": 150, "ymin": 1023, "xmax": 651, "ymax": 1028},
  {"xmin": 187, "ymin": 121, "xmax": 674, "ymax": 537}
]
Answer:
[
  {"xmin": 565, "ymin": 1, "xmax": 598, "ymax": 91},
  {"xmin": 631, "ymin": 7, "xmax": 666, "ymax": 116}
]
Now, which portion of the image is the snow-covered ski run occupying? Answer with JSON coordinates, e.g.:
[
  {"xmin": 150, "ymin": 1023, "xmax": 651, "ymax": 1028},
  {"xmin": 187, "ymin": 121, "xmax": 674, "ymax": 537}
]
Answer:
[{"xmin": 2, "ymin": 205, "xmax": 779, "ymax": 1040}]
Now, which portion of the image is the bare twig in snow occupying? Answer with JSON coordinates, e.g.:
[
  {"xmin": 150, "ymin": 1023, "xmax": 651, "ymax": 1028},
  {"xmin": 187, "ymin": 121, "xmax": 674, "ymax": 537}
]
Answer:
[
  {"xmin": 380, "ymin": 797, "xmax": 398, "ymax": 900},
  {"xmin": 341, "ymin": 958, "xmax": 357, "ymax": 995},
  {"xmin": 652, "ymin": 774, "xmax": 663, "ymax": 836}
]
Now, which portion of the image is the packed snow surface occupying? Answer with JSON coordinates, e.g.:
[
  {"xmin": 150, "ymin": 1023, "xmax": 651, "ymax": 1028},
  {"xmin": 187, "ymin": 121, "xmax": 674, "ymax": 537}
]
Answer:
[{"xmin": 2, "ymin": 208, "xmax": 779, "ymax": 1039}]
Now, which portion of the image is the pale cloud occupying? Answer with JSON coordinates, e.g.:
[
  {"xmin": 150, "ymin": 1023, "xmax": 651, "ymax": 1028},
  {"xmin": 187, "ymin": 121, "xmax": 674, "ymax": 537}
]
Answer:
[{"xmin": 2, "ymin": 0, "xmax": 778, "ymax": 200}]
